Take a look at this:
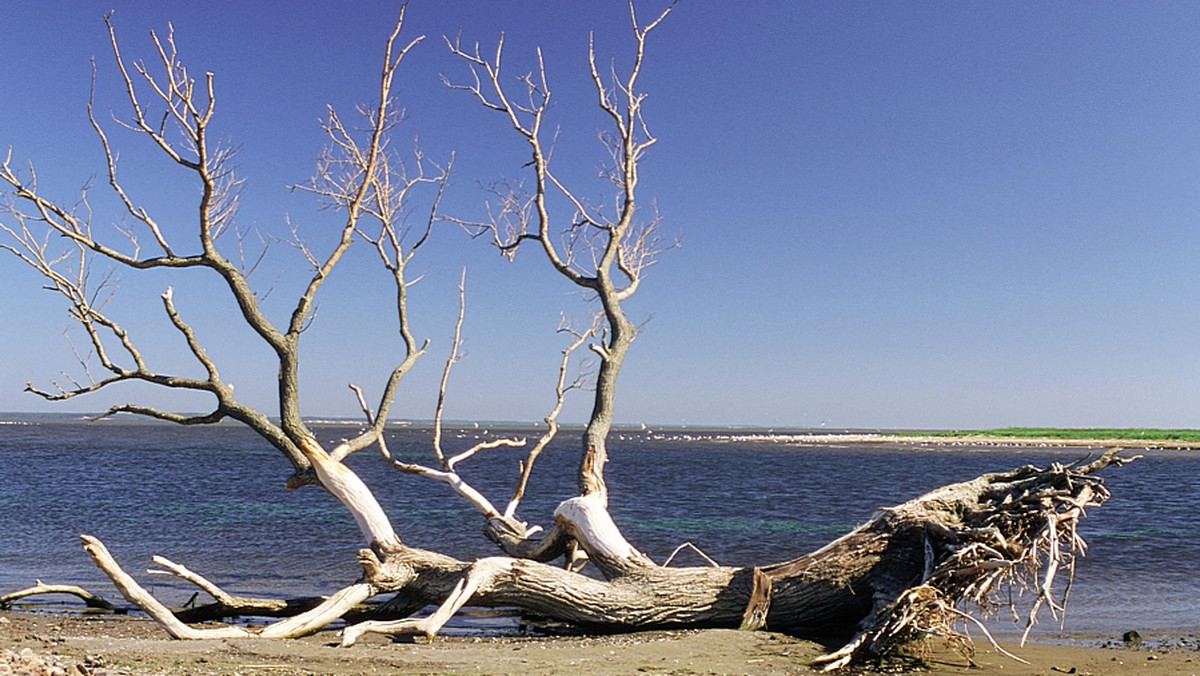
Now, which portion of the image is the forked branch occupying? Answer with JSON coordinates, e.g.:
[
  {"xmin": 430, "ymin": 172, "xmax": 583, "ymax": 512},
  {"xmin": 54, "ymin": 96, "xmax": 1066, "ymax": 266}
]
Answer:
[
  {"xmin": 504, "ymin": 315, "xmax": 599, "ymax": 519},
  {"xmin": 446, "ymin": 0, "xmax": 677, "ymax": 515},
  {"xmin": 384, "ymin": 270, "xmax": 525, "ymax": 519}
]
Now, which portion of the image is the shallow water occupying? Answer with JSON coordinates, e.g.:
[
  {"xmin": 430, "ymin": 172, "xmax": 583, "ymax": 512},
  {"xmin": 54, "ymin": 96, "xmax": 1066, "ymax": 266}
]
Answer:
[{"xmin": 1, "ymin": 418, "xmax": 1195, "ymax": 639}]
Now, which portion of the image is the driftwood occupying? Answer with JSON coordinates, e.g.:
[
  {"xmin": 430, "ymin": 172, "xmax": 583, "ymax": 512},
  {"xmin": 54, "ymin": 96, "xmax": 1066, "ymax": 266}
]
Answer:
[
  {"xmin": 0, "ymin": 581, "xmax": 115, "ymax": 610},
  {"xmin": 40, "ymin": 449, "xmax": 1130, "ymax": 668}
]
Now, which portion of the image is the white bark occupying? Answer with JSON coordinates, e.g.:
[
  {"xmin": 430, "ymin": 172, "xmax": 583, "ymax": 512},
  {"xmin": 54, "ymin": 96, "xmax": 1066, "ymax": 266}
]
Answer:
[
  {"xmin": 392, "ymin": 462, "xmax": 502, "ymax": 518},
  {"xmin": 553, "ymin": 495, "xmax": 655, "ymax": 574},
  {"xmin": 340, "ymin": 557, "xmax": 514, "ymax": 646},
  {"xmin": 300, "ymin": 438, "xmax": 400, "ymax": 548},
  {"xmin": 82, "ymin": 536, "xmax": 251, "ymax": 640},
  {"xmin": 0, "ymin": 581, "xmax": 114, "ymax": 610},
  {"xmin": 258, "ymin": 583, "xmax": 376, "ymax": 639}
]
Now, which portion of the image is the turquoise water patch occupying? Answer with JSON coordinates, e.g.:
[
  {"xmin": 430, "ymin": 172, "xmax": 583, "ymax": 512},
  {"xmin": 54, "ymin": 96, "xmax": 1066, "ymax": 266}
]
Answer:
[
  {"xmin": 629, "ymin": 515, "xmax": 855, "ymax": 537},
  {"xmin": 1090, "ymin": 526, "xmax": 1187, "ymax": 541}
]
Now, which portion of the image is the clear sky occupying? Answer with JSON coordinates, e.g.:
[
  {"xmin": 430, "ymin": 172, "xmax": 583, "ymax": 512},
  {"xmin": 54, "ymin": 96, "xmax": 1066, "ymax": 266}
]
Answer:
[{"xmin": 3, "ymin": 2, "xmax": 1200, "ymax": 430}]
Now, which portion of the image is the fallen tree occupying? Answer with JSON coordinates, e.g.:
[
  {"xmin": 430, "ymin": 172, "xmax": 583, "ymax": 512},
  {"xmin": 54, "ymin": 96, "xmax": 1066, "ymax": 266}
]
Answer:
[
  {"xmin": 71, "ymin": 449, "xmax": 1131, "ymax": 659},
  {"xmin": 0, "ymin": 3, "xmax": 1133, "ymax": 669}
]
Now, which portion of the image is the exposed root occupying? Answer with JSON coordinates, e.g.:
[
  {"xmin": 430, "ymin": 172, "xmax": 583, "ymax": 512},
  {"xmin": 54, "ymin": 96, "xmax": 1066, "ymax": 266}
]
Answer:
[{"xmin": 816, "ymin": 448, "xmax": 1137, "ymax": 669}]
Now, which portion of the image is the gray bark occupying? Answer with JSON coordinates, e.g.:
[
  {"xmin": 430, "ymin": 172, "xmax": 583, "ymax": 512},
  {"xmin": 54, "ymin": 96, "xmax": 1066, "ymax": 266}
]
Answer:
[{"xmin": 352, "ymin": 451, "xmax": 1127, "ymax": 650}]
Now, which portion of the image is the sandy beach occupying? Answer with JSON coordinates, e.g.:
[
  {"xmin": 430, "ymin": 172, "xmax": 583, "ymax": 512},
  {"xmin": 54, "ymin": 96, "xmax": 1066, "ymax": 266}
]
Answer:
[{"xmin": 2, "ymin": 611, "xmax": 1196, "ymax": 675}]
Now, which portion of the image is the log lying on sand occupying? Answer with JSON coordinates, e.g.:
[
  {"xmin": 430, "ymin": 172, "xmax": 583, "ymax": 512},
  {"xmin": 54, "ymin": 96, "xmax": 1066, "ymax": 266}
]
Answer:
[{"xmin": 47, "ymin": 449, "xmax": 1131, "ymax": 669}]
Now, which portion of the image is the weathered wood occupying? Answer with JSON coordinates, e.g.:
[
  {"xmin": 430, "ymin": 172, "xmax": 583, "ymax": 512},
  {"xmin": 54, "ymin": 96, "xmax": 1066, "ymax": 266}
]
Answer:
[
  {"xmin": 82, "ymin": 536, "xmax": 251, "ymax": 640},
  {"xmin": 71, "ymin": 448, "xmax": 1125, "ymax": 672},
  {"xmin": 0, "ymin": 581, "xmax": 115, "ymax": 610},
  {"xmin": 739, "ymin": 568, "xmax": 772, "ymax": 631}
]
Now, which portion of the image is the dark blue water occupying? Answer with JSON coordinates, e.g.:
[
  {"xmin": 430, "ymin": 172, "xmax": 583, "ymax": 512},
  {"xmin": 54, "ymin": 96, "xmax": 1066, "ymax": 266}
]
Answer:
[{"xmin": 1, "ymin": 418, "xmax": 1196, "ymax": 639}]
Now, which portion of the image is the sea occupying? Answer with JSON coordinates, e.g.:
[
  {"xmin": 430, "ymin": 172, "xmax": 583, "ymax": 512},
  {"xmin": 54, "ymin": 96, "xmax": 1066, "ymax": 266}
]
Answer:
[{"xmin": 1, "ymin": 416, "xmax": 1197, "ymax": 642}]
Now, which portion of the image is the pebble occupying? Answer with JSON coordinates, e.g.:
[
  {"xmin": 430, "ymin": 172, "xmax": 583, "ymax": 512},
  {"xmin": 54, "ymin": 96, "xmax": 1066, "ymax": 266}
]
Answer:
[{"xmin": 0, "ymin": 648, "xmax": 73, "ymax": 676}]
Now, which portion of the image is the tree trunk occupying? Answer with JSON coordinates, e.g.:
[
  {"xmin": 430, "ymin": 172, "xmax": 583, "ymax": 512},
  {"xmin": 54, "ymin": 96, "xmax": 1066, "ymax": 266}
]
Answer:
[{"xmin": 82, "ymin": 449, "xmax": 1130, "ymax": 668}]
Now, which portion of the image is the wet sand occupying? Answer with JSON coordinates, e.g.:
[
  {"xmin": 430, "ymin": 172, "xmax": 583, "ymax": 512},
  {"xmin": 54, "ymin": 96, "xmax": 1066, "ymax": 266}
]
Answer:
[{"xmin": 2, "ymin": 611, "xmax": 1196, "ymax": 675}]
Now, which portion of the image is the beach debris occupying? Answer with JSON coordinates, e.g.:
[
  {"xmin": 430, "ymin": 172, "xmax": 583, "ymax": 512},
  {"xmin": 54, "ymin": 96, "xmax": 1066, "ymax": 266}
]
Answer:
[{"xmin": 0, "ymin": 583, "xmax": 114, "ymax": 611}]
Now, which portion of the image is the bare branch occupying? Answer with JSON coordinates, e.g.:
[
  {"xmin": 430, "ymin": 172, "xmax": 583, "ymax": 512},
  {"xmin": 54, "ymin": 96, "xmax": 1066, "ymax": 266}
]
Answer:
[
  {"xmin": 285, "ymin": 10, "xmax": 426, "ymax": 341},
  {"xmin": 321, "ymin": 142, "xmax": 449, "ymax": 458},
  {"xmin": 0, "ymin": 581, "xmax": 115, "ymax": 610},
  {"xmin": 431, "ymin": 269, "xmax": 469, "ymax": 467},
  {"xmin": 161, "ymin": 287, "xmax": 224, "ymax": 387},
  {"xmin": 0, "ymin": 155, "xmax": 208, "ymax": 272},
  {"xmin": 92, "ymin": 406, "xmax": 226, "ymax": 426},
  {"xmin": 447, "ymin": 437, "xmax": 526, "ymax": 472},
  {"xmin": 390, "ymin": 459, "xmax": 505, "ymax": 519},
  {"xmin": 504, "ymin": 315, "xmax": 599, "ymax": 519},
  {"xmin": 445, "ymin": 32, "xmax": 588, "ymax": 287},
  {"xmin": 386, "ymin": 267, "xmax": 530, "ymax": 520},
  {"xmin": 0, "ymin": 11, "xmax": 454, "ymax": 477},
  {"xmin": 662, "ymin": 542, "xmax": 721, "ymax": 568},
  {"xmin": 447, "ymin": 4, "xmax": 676, "ymax": 508}
]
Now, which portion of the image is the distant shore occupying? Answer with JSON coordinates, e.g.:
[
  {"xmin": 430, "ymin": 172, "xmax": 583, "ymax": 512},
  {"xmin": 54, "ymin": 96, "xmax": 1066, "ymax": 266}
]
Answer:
[
  {"xmin": 668, "ymin": 426, "xmax": 1196, "ymax": 450},
  {"xmin": 6, "ymin": 414, "xmax": 1200, "ymax": 451},
  {"xmin": 793, "ymin": 431, "xmax": 1200, "ymax": 450},
  {"xmin": 663, "ymin": 429, "xmax": 1200, "ymax": 450}
]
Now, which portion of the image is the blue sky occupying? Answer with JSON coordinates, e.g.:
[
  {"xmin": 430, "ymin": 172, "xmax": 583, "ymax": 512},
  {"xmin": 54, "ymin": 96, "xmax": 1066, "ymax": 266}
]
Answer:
[{"xmin": 3, "ymin": 2, "xmax": 1200, "ymax": 429}]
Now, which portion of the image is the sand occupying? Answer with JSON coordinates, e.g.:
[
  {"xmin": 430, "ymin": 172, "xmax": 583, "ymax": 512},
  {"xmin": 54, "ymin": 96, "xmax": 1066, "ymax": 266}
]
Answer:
[{"xmin": 2, "ymin": 611, "xmax": 1197, "ymax": 676}]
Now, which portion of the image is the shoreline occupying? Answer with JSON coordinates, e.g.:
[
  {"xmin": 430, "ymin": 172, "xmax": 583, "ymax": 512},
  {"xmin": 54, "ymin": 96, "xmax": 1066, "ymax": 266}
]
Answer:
[
  {"xmin": 733, "ymin": 431, "xmax": 1200, "ymax": 450},
  {"xmin": 3, "ymin": 427, "xmax": 1194, "ymax": 673},
  {"xmin": 2, "ymin": 611, "xmax": 1197, "ymax": 675},
  {"xmin": 9, "ymin": 414, "xmax": 1200, "ymax": 448}
]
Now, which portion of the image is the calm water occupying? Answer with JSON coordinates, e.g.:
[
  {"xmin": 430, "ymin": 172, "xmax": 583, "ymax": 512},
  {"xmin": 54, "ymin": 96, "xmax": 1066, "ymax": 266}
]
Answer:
[{"xmin": 1, "ymin": 418, "xmax": 1197, "ymax": 640}]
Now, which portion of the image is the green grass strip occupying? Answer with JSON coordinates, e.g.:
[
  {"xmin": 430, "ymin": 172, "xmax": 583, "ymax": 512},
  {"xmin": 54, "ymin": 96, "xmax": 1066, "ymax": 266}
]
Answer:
[{"xmin": 897, "ymin": 427, "xmax": 1200, "ymax": 442}]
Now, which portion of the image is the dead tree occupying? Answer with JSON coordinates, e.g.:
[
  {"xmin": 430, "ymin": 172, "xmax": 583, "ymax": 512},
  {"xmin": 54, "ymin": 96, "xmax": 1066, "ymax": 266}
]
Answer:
[
  {"xmin": 0, "ymin": 4, "xmax": 1133, "ymax": 669},
  {"xmin": 442, "ymin": 1, "xmax": 676, "ymax": 571}
]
